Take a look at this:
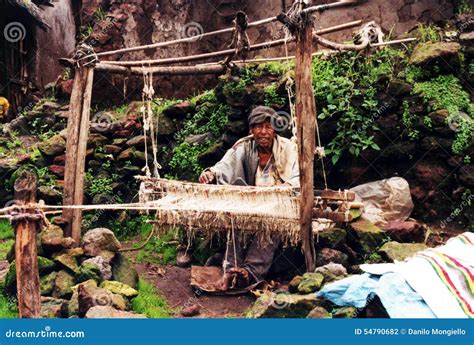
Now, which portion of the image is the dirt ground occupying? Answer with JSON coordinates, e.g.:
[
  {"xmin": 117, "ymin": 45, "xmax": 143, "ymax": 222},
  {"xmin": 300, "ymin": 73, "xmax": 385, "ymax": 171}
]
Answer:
[{"xmin": 135, "ymin": 263, "xmax": 254, "ymax": 318}]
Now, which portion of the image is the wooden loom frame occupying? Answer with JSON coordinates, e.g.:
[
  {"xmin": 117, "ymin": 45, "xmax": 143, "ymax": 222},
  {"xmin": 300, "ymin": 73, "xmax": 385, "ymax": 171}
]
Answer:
[{"xmin": 62, "ymin": 0, "xmax": 408, "ymax": 272}]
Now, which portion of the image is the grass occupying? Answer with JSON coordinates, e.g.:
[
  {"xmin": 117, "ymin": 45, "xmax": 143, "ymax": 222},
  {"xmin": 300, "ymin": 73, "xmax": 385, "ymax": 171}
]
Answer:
[
  {"xmin": 0, "ymin": 220, "xmax": 14, "ymax": 261},
  {"xmin": 135, "ymin": 229, "xmax": 178, "ymax": 265},
  {"xmin": 0, "ymin": 284, "xmax": 17, "ymax": 318},
  {"xmin": 0, "ymin": 220, "xmax": 13, "ymax": 241},
  {"xmin": 131, "ymin": 279, "xmax": 175, "ymax": 318}
]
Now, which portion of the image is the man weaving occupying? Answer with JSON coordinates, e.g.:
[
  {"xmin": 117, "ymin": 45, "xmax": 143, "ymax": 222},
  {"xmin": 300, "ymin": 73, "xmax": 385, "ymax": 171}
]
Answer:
[{"xmin": 199, "ymin": 106, "xmax": 299, "ymax": 291}]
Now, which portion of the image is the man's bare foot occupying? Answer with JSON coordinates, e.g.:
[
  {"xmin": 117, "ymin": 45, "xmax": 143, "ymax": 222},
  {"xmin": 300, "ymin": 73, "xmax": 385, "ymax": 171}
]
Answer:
[
  {"xmin": 217, "ymin": 272, "xmax": 236, "ymax": 291},
  {"xmin": 217, "ymin": 268, "xmax": 250, "ymax": 291}
]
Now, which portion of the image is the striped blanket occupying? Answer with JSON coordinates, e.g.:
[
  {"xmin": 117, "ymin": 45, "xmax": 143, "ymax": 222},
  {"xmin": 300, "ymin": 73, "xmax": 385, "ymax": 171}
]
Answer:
[
  {"xmin": 362, "ymin": 232, "xmax": 474, "ymax": 318},
  {"xmin": 401, "ymin": 232, "xmax": 474, "ymax": 318}
]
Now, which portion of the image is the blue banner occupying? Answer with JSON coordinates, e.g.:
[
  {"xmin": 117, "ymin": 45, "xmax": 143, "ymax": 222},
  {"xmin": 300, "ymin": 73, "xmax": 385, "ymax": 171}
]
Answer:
[{"xmin": 0, "ymin": 319, "xmax": 472, "ymax": 345}]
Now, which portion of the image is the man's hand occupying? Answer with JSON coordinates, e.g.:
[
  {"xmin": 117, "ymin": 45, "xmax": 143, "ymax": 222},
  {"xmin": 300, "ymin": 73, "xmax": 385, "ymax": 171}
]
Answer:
[{"xmin": 199, "ymin": 170, "xmax": 216, "ymax": 184}]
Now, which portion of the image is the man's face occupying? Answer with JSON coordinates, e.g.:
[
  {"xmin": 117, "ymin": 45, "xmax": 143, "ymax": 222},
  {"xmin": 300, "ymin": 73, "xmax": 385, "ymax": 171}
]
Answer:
[{"xmin": 250, "ymin": 119, "xmax": 276, "ymax": 150}]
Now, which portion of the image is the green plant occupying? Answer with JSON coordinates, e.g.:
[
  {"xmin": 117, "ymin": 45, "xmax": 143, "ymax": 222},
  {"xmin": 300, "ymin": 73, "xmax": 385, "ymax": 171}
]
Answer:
[
  {"xmin": 413, "ymin": 75, "xmax": 473, "ymax": 154},
  {"xmin": 0, "ymin": 220, "xmax": 14, "ymax": 241},
  {"xmin": 417, "ymin": 24, "xmax": 442, "ymax": 43},
  {"xmin": 402, "ymin": 100, "xmax": 419, "ymax": 139},
  {"xmin": 131, "ymin": 279, "xmax": 174, "ymax": 318},
  {"xmin": 312, "ymin": 48, "xmax": 400, "ymax": 164},
  {"xmin": 0, "ymin": 285, "xmax": 17, "ymax": 318},
  {"xmin": 263, "ymin": 83, "xmax": 286, "ymax": 107},
  {"xmin": 135, "ymin": 228, "xmax": 178, "ymax": 265},
  {"xmin": 94, "ymin": 7, "xmax": 107, "ymax": 21},
  {"xmin": 85, "ymin": 170, "xmax": 114, "ymax": 197},
  {"xmin": 456, "ymin": 0, "xmax": 473, "ymax": 14},
  {"xmin": 169, "ymin": 92, "xmax": 230, "ymax": 180}
]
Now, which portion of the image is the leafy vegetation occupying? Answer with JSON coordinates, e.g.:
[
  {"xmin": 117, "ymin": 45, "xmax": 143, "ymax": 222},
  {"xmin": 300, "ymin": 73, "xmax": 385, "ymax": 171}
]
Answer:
[
  {"xmin": 312, "ymin": 48, "xmax": 403, "ymax": 164},
  {"xmin": 0, "ymin": 285, "xmax": 17, "ymax": 318},
  {"xmin": 168, "ymin": 91, "xmax": 229, "ymax": 180},
  {"xmin": 135, "ymin": 228, "xmax": 178, "ymax": 265},
  {"xmin": 131, "ymin": 279, "xmax": 175, "ymax": 318},
  {"xmin": 413, "ymin": 75, "xmax": 473, "ymax": 154}
]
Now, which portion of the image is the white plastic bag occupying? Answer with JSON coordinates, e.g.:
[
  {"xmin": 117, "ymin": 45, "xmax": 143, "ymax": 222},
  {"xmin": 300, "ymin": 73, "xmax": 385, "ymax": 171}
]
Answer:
[{"xmin": 350, "ymin": 177, "xmax": 414, "ymax": 227}]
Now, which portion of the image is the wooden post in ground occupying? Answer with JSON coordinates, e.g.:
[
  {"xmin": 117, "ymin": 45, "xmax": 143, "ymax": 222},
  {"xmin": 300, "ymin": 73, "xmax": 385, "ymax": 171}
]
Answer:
[
  {"xmin": 294, "ymin": 11, "xmax": 317, "ymax": 272},
  {"xmin": 13, "ymin": 171, "xmax": 41, "ymax": 318},
  {"xmin": 63, "ymin": 67, "xmax": 94, "ymax": 244}
]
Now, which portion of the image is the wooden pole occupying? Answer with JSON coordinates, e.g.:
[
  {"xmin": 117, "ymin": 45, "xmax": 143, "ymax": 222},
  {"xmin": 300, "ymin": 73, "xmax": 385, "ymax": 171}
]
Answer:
[
  {"xmin": 295, "ymin": 13, "xmax": 317, "ymax": 272},
  {"xmin": 63, "ymin": 67, "xmax": 94, "ymax": 244},
  {"xmin": 13, "ymin": 171, "xmax": 41, "ymax": 318},
  {"xmin": 103, "ymin": 20, "xmax": 363, "ymax": 67},
  {"xmin": 81, "ymin": 1, "xmax": 359, "ymax": 59}
]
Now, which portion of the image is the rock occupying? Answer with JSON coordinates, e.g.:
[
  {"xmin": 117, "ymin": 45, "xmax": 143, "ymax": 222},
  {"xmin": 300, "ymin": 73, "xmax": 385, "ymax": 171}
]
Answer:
[
  {"xmin": 383, "ymin": 221, "xmax": 426, "ymax": 243},
  {"xmin": 41, "ymin": 224, "xmax": 75, "ymax": 252},
  {"xmin": 409, "ymin": 42, "xmax": 461, "ymax": 70},
  {"xmin": 316, "ymin": 248, "xmax": 349, "ymax": 267},
  {"xmin": 198, "ymin": 141, "xmax": 226, "ymax": 166},
  {"xmin": 87, "ymin": 133, "xmax": 108, "ymax": 148},
  {"xmin": 41, "ymin": 296, "xmax": 68, "ymax": 318},
  {"xmin": 288, "ymin": 275, "xmax": 303, "ymax": 293},
  {"xmin": 459, "ymin": 31, "xmax": 474, "ymax": 43},
  {"xmin": 306, "ymin": 306, "xmax": 331, "ymax": 318},
  {"xmin": 163, "ymin": 101, "xmax": 195, "ymax": 119},
  {"xmin": 42, "ymin": 101, "xmax": 62, "ymax": 113},
  {"xmin": 117, "ymin": 147, "xmax": 137, "ymax": 161},
  {"xmin": 53, "ymin": 270, "xmax": 75, "ymax": 299},
  {"xmin": 104, "ymin": 145, "xmax": 122, "ymax": 154},
  {"xmin": 297, "ymin": 273, "xmax": 325, "ymax": 294},
  {"xmin": 111, "ymin": 253, "xmax": 139, "ymax": 289},
  {"xmin": 184, "ymin": 132, "xmax": 214, "ymax": 145},
  {"xmin": 38, "ymin": 135, "xmax": 66, "ymax": 156},
  {"xmin": 317, "ymin": 228, "xmax": 346, "ymax": 248},
  {"xmin": 126, "ymin": 135, "xmax": 147, "ymax": 147},
  {"xmin": 40, "ymin": 271, "xmax": 57, "ymax": 295},
  {"xmin": 333, "ymin": 306, "xmax": 358, "ymax": 318},
  {"xmin": 378, "ymin": 242, "xmax": 428, "ymax": 262},
  {"xmin": 82, "ymin": 228, "xmax": 121, "ymax": 260},
  {"xmin": 68, "ymin": 290, "xmax": 79, "ymax": 317},
  {"xmin": 349, "ymin": 219, "xmax": 386, "ymax": 254},
  {"xmin": 76, "ymin": 261, "xmax": 102, "ymax": 283},
  {"xmin": 414, "ymin": 162, "xmax": 449, "ymax": 189},
  {"xmin": 53, "ymin": 253, "xmax": 79, "ymax": 274},
  {"xmin": 100, "ymin": 281, "xmax": 138, "ymax": 298},
  {"xmin": 78, "ymin": 283, "xmax": 114, "ymax": 317},
  {"xmin": 315, "ymin": 263, "xmax": 347, "ymax": 283},
  {"xmin": 428, "ymin": 109, "xmax": 449, "ymax": 127},
  {"xmin": 0, "ymin": 159, "xmax": 19, "ymax": 175},
  {"xmin": 85, "ymin": 306, "xmax": 146, "ymax": 318},
  {"xmin": 37, "ymin": 186, "xmax": 62, "ymax": 203},
  {"xmin": 459, "ymin": 166, "xmax": 474, "ymax": 187},
  {"xmin": 0, "ymin": 260, "xmax": 10, "ymax": 284},
  {"xmin": 48, "ymin": 165, "xmax": 65, "ymax": 177},
  {"xmin": 38, "ymin": 256, "xmax": 56, "ymax": 273},
  {"xmin": 111, "ymin": 293, "xmax": 130, "ymax": 311},
  {"xmin": 8, "ymin": 116, "xmax": 28, "ymax": 134},
  {"xmin": 386, "ymin": 79, "xmax": 412, "ymax": 97},
  {"xmin": 156, "ymin": 114, "xmax": 177, "ymax": 136},
  {"xmin": 181, "ymin": 304, "xmax": 200, "ymax": 317},
  {"xmin": 246, "ymin": 293, "xmax": 326, "ymax": 318},
  {"xmin": 227, "ymin": 120, "xmax": 247, "ymax": 135},
  {"xmin": 84, "ymin": 256, "xmax": 112, "ymax": 281}
]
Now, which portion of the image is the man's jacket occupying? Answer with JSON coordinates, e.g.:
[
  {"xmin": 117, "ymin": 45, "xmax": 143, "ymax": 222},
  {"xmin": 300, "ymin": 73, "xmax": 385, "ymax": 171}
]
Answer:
[{"xmin": 208, "ymin": 134, "xmax": 300, "ymax": 187}]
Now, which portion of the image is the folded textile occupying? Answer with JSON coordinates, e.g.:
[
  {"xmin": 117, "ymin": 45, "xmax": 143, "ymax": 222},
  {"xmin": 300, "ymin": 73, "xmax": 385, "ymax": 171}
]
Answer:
[{"xmin": 318, "ymin": 232, "xmax": 474, "ymax": 318}]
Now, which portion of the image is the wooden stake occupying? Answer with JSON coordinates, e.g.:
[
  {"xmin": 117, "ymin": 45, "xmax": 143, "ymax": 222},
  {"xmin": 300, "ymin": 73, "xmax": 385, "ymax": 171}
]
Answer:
[
  {"xmin": 295, "ymin": 15, "xmax": 317, "ymax": 272},
  {"xmin": 63, "ymin": 67, "xmax": 94, "ymax": 244},
  {"xmin": 14, "ymin": 171, "xmax": 41, "ymax": 318}
]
